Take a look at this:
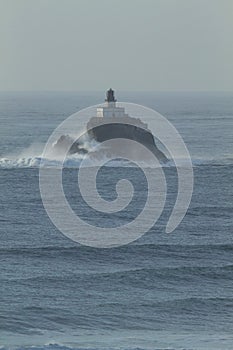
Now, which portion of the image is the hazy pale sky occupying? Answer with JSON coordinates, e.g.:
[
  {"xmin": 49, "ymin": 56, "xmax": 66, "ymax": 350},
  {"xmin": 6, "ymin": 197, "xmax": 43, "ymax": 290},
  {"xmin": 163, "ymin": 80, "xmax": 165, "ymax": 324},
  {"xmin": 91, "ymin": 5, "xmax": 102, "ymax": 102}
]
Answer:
[{"xmin": 0, "ymin": 0, "xmax": 232, "ymax": 91}]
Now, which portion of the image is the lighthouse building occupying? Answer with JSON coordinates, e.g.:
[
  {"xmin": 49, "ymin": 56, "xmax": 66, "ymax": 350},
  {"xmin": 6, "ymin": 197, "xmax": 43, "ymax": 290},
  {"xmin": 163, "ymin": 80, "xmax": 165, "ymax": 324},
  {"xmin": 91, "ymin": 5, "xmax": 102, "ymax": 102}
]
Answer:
[{"xmin": 97, "ymin": 88, "xmax": 126, "ymax": 118}]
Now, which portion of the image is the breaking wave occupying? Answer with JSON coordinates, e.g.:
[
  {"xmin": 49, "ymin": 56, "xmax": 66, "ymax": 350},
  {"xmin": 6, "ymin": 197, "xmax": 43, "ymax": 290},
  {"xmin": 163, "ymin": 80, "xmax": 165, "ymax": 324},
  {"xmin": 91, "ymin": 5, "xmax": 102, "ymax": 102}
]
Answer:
[
  {"xmin": 0, "ymin": 155, "xmax": 137, "ymax": 168},
  {"xmin": 1, "ymin": 134, "xmax": 233, "ymax": 169},
  {"xmin": 0, "ymin": 153, "xmax": 233, "ymax": 169},
  {"xmin": 1, "ymin": 154, "xmax": 233, "ymax": 169}
]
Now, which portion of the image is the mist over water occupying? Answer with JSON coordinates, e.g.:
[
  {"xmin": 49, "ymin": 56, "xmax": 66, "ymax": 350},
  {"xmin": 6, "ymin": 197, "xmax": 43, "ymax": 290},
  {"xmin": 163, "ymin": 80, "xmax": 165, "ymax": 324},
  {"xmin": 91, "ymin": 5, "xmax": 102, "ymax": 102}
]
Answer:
[{"xmin": 0, "ymin": 91, "xmax": 233, "ymax": 350}]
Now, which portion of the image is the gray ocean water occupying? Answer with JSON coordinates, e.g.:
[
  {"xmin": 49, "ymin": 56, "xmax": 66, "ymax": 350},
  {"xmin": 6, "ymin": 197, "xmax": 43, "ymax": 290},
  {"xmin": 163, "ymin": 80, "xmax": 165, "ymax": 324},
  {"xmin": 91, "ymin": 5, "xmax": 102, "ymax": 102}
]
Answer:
[{"xmin": 0, "ymin": 91, "xmax": 233, "ymax": 350}]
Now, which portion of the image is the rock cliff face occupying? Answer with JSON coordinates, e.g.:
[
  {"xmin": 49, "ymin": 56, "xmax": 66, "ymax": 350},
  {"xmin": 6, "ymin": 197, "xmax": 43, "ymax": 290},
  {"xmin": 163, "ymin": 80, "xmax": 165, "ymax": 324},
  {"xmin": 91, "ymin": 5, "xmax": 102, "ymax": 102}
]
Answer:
[
  {"xmin": 54, "ymin": 115, "xmax": 168, "ymax": 163},
  {"xmin": 86, "ymin": 116, "xmax": 168, "ymax": 162}
]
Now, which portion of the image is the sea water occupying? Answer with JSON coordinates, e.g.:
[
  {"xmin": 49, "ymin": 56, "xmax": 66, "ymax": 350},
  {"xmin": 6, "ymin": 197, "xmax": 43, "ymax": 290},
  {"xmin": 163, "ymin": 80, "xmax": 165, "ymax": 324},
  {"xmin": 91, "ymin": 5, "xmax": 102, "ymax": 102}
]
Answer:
[{"xmin": 0, "ymin": 91, "xmax": 233, "ymax": 349}]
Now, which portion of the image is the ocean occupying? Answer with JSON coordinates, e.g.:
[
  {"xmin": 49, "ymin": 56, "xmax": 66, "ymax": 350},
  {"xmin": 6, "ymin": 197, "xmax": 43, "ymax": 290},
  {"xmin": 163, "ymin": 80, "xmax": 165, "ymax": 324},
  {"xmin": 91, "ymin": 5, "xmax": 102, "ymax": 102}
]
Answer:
[{"xmin": 0, "ymin": 91, "xmax": 233, "ymax": 350}]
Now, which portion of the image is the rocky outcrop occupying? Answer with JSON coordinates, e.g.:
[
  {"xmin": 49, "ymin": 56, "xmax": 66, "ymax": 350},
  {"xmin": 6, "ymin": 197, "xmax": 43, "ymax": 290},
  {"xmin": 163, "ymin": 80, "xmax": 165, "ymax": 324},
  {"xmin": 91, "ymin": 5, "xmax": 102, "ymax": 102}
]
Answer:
[
  {"xmin": 53, "ymin": 115, "xmax": 168, "ymax": 163},
  {"xmin": 87, "ymin": 116, "xmax": 168, "ymax": 162}
]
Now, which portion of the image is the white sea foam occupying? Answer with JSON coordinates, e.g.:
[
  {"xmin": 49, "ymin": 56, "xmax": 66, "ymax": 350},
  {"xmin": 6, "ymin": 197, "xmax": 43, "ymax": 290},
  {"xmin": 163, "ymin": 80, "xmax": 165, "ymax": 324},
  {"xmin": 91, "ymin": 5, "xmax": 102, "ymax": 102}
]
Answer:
[
  {"xmin": 1, "ymin": 153, "xmax": 231, "ymax": 169},
  {"xmin": 1, "ymin": 139, "xmax": 232, "ymax": 169}
]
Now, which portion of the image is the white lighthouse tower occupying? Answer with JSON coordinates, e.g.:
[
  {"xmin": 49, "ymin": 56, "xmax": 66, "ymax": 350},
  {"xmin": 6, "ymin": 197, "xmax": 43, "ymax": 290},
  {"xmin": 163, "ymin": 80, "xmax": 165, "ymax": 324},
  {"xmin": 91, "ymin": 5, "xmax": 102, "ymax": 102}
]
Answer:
[{"xmin": 97, "ymin": 89, "xmax": 126, "ymax": 118}]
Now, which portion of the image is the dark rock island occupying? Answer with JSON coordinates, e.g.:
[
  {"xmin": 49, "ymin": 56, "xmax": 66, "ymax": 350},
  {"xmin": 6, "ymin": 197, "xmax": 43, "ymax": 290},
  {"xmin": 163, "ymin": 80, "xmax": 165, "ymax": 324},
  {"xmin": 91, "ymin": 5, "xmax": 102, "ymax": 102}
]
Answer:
[{"xmin": 54, "ymin": 89, "xmax": 168, "ymax": 163}]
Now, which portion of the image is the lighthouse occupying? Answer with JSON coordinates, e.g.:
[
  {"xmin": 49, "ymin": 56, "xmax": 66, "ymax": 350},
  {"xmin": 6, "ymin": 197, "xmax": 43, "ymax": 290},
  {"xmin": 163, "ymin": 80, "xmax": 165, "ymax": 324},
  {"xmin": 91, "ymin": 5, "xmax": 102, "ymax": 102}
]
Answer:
[
  {"xmin": 97, "ymin": 88, "xmax": 126, "ymax": 118},
  {"xmin": 105, "ymin": 88, "xmax": 116, "ymax": 107}
]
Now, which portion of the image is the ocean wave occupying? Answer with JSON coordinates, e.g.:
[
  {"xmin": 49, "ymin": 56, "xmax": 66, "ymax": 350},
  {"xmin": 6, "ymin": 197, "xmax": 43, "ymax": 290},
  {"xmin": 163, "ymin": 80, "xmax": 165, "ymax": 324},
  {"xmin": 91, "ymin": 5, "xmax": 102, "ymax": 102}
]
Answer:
[
  {"xmin": 0, "ymin": 155, "xmax": 233, "ymax": 169},
  {"xmin": 0, "ymin": 346, "xmax": 182, "ymax": 350},
  {"xmin": 0, "ymin": 156, "xmax": 137, "ymax": 169},
  {"xmin": 0, "ymin": 155, "xmax": 166, "ymax": 169},
  {"xmin": 0, "ymin": 243, "xmax": 232, "ymax": 256},
  {"xmin": 2, "ymin": 265, "xmax": 232, "ymax": 286}
]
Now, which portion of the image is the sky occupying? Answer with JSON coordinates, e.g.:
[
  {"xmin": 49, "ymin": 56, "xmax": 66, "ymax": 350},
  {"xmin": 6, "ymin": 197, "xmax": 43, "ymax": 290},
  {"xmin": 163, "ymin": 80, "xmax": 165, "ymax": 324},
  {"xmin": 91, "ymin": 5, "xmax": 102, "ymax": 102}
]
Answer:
[{"xmin": 0, "ymin": 0, "xmax": 232, "ymax": 91}]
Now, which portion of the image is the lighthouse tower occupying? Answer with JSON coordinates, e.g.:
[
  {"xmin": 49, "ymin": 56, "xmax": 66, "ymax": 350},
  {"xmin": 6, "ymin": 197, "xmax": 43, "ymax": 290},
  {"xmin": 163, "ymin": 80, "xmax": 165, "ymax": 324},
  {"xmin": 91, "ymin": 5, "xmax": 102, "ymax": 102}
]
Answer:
[
  {"xmin": 105, "ymin": 88, "xmax": 116, "ymax": 107},
  {"xmin": 97, "ymin": 89, "xmax": 126, "ymax": 118}
]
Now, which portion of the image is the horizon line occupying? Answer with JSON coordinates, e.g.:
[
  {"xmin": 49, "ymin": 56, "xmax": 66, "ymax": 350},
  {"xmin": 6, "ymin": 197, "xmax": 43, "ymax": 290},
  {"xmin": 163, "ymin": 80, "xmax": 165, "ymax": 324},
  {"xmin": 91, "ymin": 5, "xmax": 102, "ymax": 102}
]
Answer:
[{"xmin": 0, "ymin": 89, "xmax": 232, "ymax": 94}]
